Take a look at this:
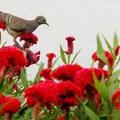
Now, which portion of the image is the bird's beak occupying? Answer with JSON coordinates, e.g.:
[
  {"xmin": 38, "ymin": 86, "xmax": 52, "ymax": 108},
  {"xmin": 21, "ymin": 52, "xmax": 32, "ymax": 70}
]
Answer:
[{"xmin": 45, "ymin": 23, "xmax": 49, "ymax": 27}]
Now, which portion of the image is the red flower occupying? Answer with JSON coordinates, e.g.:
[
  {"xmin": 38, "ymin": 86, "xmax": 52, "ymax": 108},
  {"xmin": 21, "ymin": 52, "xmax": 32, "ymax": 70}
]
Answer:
[
  {"xmin": 0, "ymin": 46, "xmax": 27, "ymax": 80},
  {"xmin": 0, "ymin": 46, "xmax": 26, "ymax": 67},
  {"xmin": 0, "ymin": 95, "xmax": 21, "ymax": 114},
  {"xmin": 40, "ymin": 68, "xmax": 52, "ymax": 79},
  {"xmin": 114, "ymin": 46, "xmax": 120, "ymax": 56},
  {"xmin": 57, "ymin": 115, "xmax": 64, "ymax": 120},
  {"xmin": 0, "ymin": 22, "xmax": 6, "ymax": 30},
  {"xmin": 85, "ymin": 85, "xmax": 102, "ymax": 109},
  {"xmin": 65, "ymin": 36, "xmax": 75, "ymax": 55},
  {"xmin": 26, "ymin": 50, "xmax": 40, "ymax": 66},
  {"xmin": 74, "ymin": 68, "xmax": 109, "ymax": 91},
  {"xmin": 112, "ymin": 89, "xmax": 120, "ymax": 110},
  {"xmin": 26, "ymin": 97, "xmax": 37, "ymax": 107},
  {"xmin": 46, "ymin": 53, "xmax": 56, "ymax": 68},
  {"xmin": 51, "ymin": 64, "xmax": 82, "ymax": 81},
  {"xmin": 20, "ymin": 33, "xmax": 38, "ymax": 47},
  {"xmin": 92, "ymin": 51, "xmax": 114, "ymax": 68},
  {"xmin": 57, "ymin": 81, "xmax": 82, "ymax": 111},
  {"xmin": 24, "ymin": 80, "xmax": 58, "ymax": 107}
]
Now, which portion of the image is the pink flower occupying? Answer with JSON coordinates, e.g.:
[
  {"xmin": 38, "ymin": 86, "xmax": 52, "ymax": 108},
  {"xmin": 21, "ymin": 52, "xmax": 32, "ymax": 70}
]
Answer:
[
  {"xmin": 46, "ymin": 53, "xmax": 56, "ymax": 68},
  {"xmin": 65, "ymin": 36, "xmax": 75, "ymax": 55}
]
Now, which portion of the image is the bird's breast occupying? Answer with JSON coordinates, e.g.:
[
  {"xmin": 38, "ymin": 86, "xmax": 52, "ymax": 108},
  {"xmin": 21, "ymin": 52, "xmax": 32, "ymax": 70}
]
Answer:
[{"xmin": 6, "ymin": 27, "xmax": 22, "ymax": 38}]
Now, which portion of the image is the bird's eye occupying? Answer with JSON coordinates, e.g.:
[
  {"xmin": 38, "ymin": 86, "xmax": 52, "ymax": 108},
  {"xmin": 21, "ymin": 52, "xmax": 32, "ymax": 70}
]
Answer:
[{"xmin": 42, "ymin": 19, "xmax": 46, "ymax": 23}]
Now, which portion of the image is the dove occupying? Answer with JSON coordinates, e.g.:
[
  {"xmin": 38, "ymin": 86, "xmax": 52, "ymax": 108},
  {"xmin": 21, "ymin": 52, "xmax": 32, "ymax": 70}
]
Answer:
[{"xmin": 0, "ymin": 11, "xmax": 49, "ymax": 46}]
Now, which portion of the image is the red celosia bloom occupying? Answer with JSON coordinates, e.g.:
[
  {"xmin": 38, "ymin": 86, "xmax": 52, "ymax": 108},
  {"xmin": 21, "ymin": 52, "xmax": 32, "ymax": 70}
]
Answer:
[
  {"xmin": 85, "ymin": 85, "xmax": 102, "ymax": 109},
  {"xmin": 0, "ymin": 46, "xmax": 27, "ymax": 80},
  {"xmin": 26, "ymin": 50, "xmax": 40, "ymax": 66},
  {"xmin": 92, "ymin": 51, "xmax": 114, "ymax": 67},
  {"xmin": 40, "ymin": 68, "xmax": 52, "ymax": 79},
  {"xmin": 24, "ymin": 80, "xmax": 58, "ymax": 107},
  {"xmin": 65, "ymin": 36, "xmax": 75, "ymax": 55},
  {"xmin": 74, "ymin": 68, "xmax": 109, "ymax": 91},
  {"xmin": 0, "ymin": 22, "xmax": 6, "ymax": 30},
  {"xmin": 112, "ymin": 89, "xmax": 120, "ymax": 110},
  {"xmin": 20, "ymin": 33, "xmax": 38, "ymax": 45},
  {"xmin": 0, "ymin": 46, "xmax": 26, "ymax": 67},
  {"xmin": 46, "ymin": 53, "xmax": 56, "ymax": 68},
  {"xmin": 51, "ymin": 64, "xmax": 82, "ymax": 81},
  {"xmin": 114, "ymin": 46, "xmax": 120, "ymax": 56},
  {"xmin": 57, "ymin": 81, "xmax": 82, "ymax": 111},
  {"xmin": 0, "ymin": 95, "xmax": 21, "ymax": 114},
  {"xmin": 26, "ymin": 97, "xmax": 38, "ymax": 107},
  {"xmin": 57, "ymin": 115, "xmax": 64, "ymax": 120}
]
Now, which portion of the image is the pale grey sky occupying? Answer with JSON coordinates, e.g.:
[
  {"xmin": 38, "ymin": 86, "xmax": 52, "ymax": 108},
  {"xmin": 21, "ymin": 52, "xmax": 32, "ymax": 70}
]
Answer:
[{"xmin": 1, "ymin": 0, "xmax": 120, "ymax": 79}]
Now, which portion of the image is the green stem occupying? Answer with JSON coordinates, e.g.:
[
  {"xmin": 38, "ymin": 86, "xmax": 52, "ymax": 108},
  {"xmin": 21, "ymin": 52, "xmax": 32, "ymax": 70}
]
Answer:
[{"xmin": 67, "ymin": 55, "xmax": 71, "ymax": 64}]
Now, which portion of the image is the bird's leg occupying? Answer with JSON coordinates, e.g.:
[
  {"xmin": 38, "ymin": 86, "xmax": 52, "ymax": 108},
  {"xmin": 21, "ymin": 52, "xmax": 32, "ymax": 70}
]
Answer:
[{"xmin": 13, "ymin": 37, "xmax": 23, "ymax": 50}]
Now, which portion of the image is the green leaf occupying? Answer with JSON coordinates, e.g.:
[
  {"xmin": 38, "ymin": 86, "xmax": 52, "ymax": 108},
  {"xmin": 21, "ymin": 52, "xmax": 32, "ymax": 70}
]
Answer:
[
  {"xmin": 111, "ymin": 110, "xmax": 120, "ymax": 120},
  {"xmin": 96, "ymin": 34, "xmax": 107, "ymax": 64},
  {"xmin": 108, "ymin": 69, "xmax": 120, "ymax": 83},
  {"xmin": 52, "ymin": 57, "xmax": 60, "ymax": 68},
  {"xmin": 71, "ymin": 49, "xmax": 81, "ymax": 64},
  {"xmin": 83, "ymin": 104, "xmax": 99, "ymax": 120},
  {"xmin": 34, "ymin": 63, "xmax": 44, "ymax": 83},
  {"xmin": 113, "ymin": 32, "xmax": 119, "ymax": 50},
  {"xmin": 93, "ymin": 73, "xmax": 109, "ymax": 101},
  {"xmin": 60, "ymin": 45, "xmax": 67, "ymax": 64},
  {"xmin": 102, "ymin": 35, "xmax": 114, "ymax": 58},
  {"xmin": 20, "ymin": 68, "xmax": 28, "ymax": 88}
]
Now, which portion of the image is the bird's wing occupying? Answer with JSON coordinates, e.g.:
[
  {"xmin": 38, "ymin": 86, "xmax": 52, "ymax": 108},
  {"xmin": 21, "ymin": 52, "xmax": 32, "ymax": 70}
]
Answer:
[
  {"xmin": 5, "ymin": 14, "xmax": 28, "ymax": 32},
  {"xmin": 0, "ymin": 12, "xmax": 7, "ymax": 22}
]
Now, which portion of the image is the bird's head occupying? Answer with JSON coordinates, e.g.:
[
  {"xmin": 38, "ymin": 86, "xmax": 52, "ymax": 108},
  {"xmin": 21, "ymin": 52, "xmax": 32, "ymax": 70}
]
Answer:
[{"xmin": 35, "ymin": 16, "xmax": 49, "ymax": 26}]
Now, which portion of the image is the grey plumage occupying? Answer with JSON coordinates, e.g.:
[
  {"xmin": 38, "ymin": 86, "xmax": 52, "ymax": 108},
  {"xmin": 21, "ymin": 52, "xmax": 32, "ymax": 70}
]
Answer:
[{"xmin": 0, "ymin": 11, "xmax": 49, "ymax": 41}]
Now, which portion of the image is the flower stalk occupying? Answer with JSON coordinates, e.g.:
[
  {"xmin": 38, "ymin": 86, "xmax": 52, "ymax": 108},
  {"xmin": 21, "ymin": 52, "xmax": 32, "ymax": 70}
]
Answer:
[
  {"xmin": 32, "ymin": 103, "xmax": 41, "ymax": 120},
  {"xmin": 4, "ymin": 113, "xmax": 12, "ymax": 120}
]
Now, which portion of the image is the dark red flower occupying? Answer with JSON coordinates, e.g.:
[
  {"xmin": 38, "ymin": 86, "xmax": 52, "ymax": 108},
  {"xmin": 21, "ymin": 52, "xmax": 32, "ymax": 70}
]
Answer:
[
  {"xmin": 74, "ymin": 68, "xmax": 109, "ymax": 91},
  {"xmin": 65, "ymin": 36, "xmax": 75, "ymax": 55},
  {"xmin": 52, "ymin": 64, "xmax": 82, "ymax": 81},
  {"xmin": 40, "ymin": 68, "xmax": 52, "ymax": 79},
  {"xmin": 85, "ymin": 85, "xmax": 102, "ymax": 109},
  {"xmin": 0, "ymin": 95, "xmax": 21, "ymax": 114},
  {"xmin": 20, "ymin": 33, "xmax": 38, "ymax": 48},
  {"xmin": 46, "ymin": 53, "xmax": 56, "ymax": 68},
  {"xmin": 114, "ymin": 46, "xmax": 120, "ymax": 56},
  {"xmin": 26, "ymin": 50, "xmax": 40, "ymax": 66},
  {"xmin": 24, "ymin": 80, "xmax": 58, "ymax": 107},
  {"xmin": 57, "ymin": 81, "xmax": 82, "ymax": 111},
  {"xmin": 92, "ymin": 51, "xmax": 114, "ymax": 68},
  {"xmin": 0, "ymin": 22, "xmax": 6, "ymax": 30},
  {"xmin": 112, "ymin": 89, "xmax": 120, "ymax": 110}
]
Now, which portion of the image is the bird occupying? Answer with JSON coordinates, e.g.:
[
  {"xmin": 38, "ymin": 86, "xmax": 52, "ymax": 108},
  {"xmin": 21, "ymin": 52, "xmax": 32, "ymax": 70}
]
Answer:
[{"xmin": 0, "ymin": 11, "xmax": 49, "ymax": 46}]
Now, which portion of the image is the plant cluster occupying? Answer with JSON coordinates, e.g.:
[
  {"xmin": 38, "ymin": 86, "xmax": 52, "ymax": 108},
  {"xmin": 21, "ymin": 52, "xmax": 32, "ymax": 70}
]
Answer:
[{"xmin": 0, "ymin": 22, "xmax": 120, "ymax": 120}]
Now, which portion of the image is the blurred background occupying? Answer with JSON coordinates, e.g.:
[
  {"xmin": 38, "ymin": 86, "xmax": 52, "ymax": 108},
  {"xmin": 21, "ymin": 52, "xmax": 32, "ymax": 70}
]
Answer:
[{"xmin": 0, "ymin": 0, "xmax": 120, "ymax": 79}]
